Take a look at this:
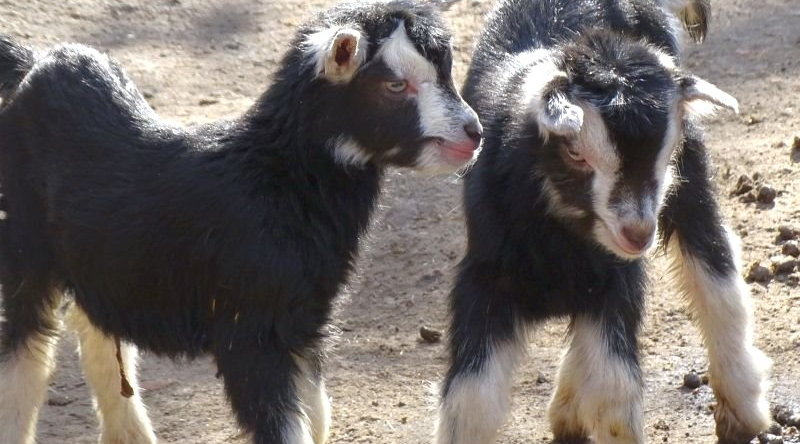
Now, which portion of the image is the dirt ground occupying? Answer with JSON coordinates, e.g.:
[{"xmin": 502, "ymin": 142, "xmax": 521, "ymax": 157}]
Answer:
[{"xmin": 0, "ymin": 0, "xmax": 798, "ymax": 443}]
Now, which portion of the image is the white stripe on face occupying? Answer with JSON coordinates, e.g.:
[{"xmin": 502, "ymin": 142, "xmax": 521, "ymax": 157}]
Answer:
[{"xmin": 377, "ymin": 24, "xmax": 477, "ymax": 144}]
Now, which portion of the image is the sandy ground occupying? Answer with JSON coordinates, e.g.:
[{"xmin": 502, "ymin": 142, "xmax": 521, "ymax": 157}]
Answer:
[{"xmin": 0, "ymin": 0, "xmax": 798, "ymax": 443}]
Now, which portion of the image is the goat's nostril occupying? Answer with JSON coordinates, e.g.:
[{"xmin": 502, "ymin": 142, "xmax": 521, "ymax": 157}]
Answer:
[
  {"xmin": 464, "ymin": 121, "xmax": 483, "ymax": 143},
  {"xmin": 620, "ymin": 225, "xmax": 655, "ymax": 251}
]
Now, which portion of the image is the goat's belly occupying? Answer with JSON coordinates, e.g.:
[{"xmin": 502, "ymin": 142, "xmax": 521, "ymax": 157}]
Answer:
[{"xmin": 70, "ymin": 284, "xmax": 214, "ymax": 357}]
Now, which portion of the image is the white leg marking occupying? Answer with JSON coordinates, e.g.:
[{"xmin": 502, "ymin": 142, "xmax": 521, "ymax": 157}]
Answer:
[
  {"xmin": 667, "ymin": 230, "xmax": 770, "ymax": 441},
  {"xmin": 436, "ymin": 332, "xmax": 526, "ymax": 444},
  {"xmin": 293, "ymin": 355, "xmax": 331, "ymax": 444},
  {"xmin": 65, "ymin": 305, "xmax": 157, "ymax": 444},
  {"xmin": 548, "ymin": 316, "xmax": 643, "ymax": 444},
  {"xmin": 0, "ymin": 331, "xmax": 59, "ymax": 444}
]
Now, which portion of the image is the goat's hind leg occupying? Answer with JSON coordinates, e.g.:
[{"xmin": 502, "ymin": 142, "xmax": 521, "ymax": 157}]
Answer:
[
  {"xmin": 65, "ymin": 303, "xmax": 157, "ymax": 444},
  {"xmin": 0, "ymin": 260, "xmax": 62, "ymax": 444},
  {"xmin": 659, "ymin": 133, "xmax": 770, "ymax": 443},
  {"xmin": 436, "ymin": 266, "xmax": 528, "ymax": 444}
]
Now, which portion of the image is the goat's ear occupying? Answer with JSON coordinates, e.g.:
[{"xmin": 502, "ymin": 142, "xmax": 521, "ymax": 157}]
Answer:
[
  {"xmin": 525, "ymin": 70, "xmax": 583, "ymax": 137},
  {"xmin": 536, "ymin": 89, "xmax": 584, "ymax": 137},
  {"xmin": 322, "ymin": 28, "xmax": 367, "ymax": 83},
  {"xmin": 680, "ymin": 75, "xmax": 739, "ymax": 117}
]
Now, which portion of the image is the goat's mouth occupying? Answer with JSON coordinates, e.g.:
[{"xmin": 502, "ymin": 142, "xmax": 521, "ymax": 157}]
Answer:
[
  {"xmin": 596, "ymin": 220, "xmax": 653, "ymax": 260},
  {"xmin": 428, "ymin": 137, "xmax": 479, "ymax": 165}
]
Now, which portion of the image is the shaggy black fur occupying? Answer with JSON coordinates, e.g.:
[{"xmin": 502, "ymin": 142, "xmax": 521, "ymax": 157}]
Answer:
[
  {"xmin": 437, "ymin": 0, "xmax": 755, "ymax": 443},
  {"xmin": 0, "ymin": 1, "xmax": 477, "ymax": 443}
]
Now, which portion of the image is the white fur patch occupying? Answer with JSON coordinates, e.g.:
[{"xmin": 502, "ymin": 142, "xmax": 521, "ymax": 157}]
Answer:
[
  {"xmin": 293, "ymin": 355, "xmax": 331, "ymax": 444},
  {"xmin": 548, "ymin": 316, "xmax": 643, "ymax": 444},
  {"xmin": 378, "ymin": 24, "xmax": 480, "ymax": 156},
  {"xmin": 666, "ymin": 231, "xmax": 771, "ymax": 439},
  {"xmin": 436, "ymin": 330, "xmax": 527, "ymax": 444},
  {"xmin": 519, "ymin": 52, "xmax": 584, "ymax": 138},
  {"xmin": 0, "ymin": 331, "xmax": 59, "ymax": 444},
  {"xmin": 64, "ymin": 305, "xmax": 157, "ymax": 444},
  {"xmin": 331, "ymin": 136, "xmax": 372, "ymax": 167}
]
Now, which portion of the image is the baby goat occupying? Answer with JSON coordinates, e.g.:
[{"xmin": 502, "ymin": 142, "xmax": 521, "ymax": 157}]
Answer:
[
  {"xmin": 436, "ymin": 0, "xmax": 770, "ymax": 443},
  {"xmin": 0, "ymin": 1, "xmax": 481, "ymax": 443}
]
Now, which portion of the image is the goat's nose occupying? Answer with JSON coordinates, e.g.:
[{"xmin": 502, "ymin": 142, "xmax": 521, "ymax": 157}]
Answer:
[
  {"xmin": 620, "ymin": 223, "xmax": 656, "ymax": 252},
  {"xmin": 464, "ymin": 119, "xmax": 483, "ymax": 144}
]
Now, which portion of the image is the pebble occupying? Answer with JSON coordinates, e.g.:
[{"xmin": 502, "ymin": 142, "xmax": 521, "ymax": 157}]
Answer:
[
  {"xmin": 771, "ymin": 255, "xmax": 799, "ymax": 274},
  {"xmin": 733, "ymin": 174, "xmax": 754, "ymax": 196},
  {"xmin": 747, "ymin": 262, "xmax": 773, "ymax": 283},
  {"xmin": 419, "ymin": 326, "xmax": 442, "ymax": 343},
  {"xmin": 757, "ymin": 185, "xmax": 777, "ymax": 204},
  {"xmin": 536, "ymin": 371, "xmax": 549, "ymax": 384},
  {"xmin": 758, "ymin": 433, "xmax": 784, "ymax": 444},
  {"xmin": 783, "ymin": 241, "xmax": 800, "ymax": 258},
  {"xmin": 768, "ymin": 423, "xmax": 784, "ymax": 436},
  {"xmin": 778, "ymin": 226, "xmax": 799, "ymax": 241},
  {"xmin": 683, "ymin": 372, "xmax": 702, "ymax": 389},
  {"xmin": 774, "ymin": 405, "xmax": 800, "ymax": 427},
  {"xmin": 654, "ymin": 419, "xmax": 670, "ymax": 431},
  {"xmin": 792, "ymin": 136, "xmax": 800, "ymax": 151},
  {"xmin": 47, "ymin": 391, "xmax": 73, "ymax": 406}
]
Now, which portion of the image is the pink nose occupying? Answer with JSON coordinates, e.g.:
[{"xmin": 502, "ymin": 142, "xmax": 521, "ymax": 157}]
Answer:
[{"xmin": 620, "ymin": 223, "xmax": 655, "ymax": 252}]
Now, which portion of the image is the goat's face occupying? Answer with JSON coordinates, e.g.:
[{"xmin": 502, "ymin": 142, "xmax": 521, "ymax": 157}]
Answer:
[
  {"xmin": 523, "ymin": 33, "xmax": 737, "ymax": 260},
  {"xmin": 302, "ymin": 1, "xmax": 481, "ymax": 172}
]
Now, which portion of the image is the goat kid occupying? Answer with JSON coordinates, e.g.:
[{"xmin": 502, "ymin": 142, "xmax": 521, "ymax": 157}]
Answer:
[
  {"xmin": 0, "ymin": 1, "xmax": 481, "ymax": 444},
  {"xmin": 436, "ymin": 0, "xmax": 770, "ymax": 443}
]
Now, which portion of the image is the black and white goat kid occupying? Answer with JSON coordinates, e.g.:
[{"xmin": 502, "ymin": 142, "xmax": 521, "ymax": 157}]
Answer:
[
  {"xmin": 0, "ymin": 1, "xmax": 482, "ymax": 443},
  {"xmin": 436, "ymin": 0, "xmax": 770, "ymax": 443}
]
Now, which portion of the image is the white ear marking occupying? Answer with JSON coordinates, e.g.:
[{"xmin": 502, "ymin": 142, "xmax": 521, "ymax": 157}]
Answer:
[
  {"xmin": 682, "ymin": 75, "xmax": 739, "ymax": 116},
  {"xmin": 323, "ymin": 28, "xmax": 366, "ymax": 83},
  {"xmin": 539, "ymin": 94, "xmax": 584, "ymax": 136},
  {"xmin": 521, "ymin": 54, "xmax": 583, "ymax": 137}
]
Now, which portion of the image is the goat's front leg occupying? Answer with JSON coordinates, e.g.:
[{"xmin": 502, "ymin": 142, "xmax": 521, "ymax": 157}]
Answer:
[
  {"xmin": 436, "ymin": 264, "xmax": 528, "ymax": 444},
  {"xmin": 65, "ymin": 304, "xmax": 157, "ymax": 444},
  {"xmin": 548, "ymin": 276, "xmax": 645, "ymax": 444},
  {"xmin": 214, "ymin": 327, "xmax": 316, "ymax": 444},
  {"xmin": 659, "ymin": 133, "xmax": 770, "ymax": 443}
]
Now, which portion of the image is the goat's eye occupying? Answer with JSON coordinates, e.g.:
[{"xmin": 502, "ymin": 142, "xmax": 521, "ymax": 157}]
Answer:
[
  {"xmin": 566, "ymin": 147, "xmax": 584, "ymax": 162},
  {"xmin": 384, "ymin": 80, "xmax": 408, "ymax": 93}
]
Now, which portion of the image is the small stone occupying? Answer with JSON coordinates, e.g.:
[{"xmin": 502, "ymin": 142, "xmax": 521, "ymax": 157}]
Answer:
[
  {"xmin": 762, "ymin": 434, "xmax": 784, "ymax": 444},
  {"xmin": 198, "ymin": 98, "xmax": 219, "ymax": 106},
  {"xmin": 757, "ymin": 185, "xmax": 777, "ymax": 204},
  {"xmin": 746, "ymin": 115, "xmax": 763, "ymax": 126},
  {"xmin": 683, "ymin": 372, "xmax": 702, "ymax": 389},
  {"xmin": 47, "ymin": 391, "xmax": 73, "ymax": 406},
  {"xmin": 733, "ymin": 174, "xmax": 754, "ymax": 196},
  {"xmin": 792, "ymin": 136, "xmax": 800, "ymax": 151},
  {"xmin": 740, "ymin": 192, "xmax": 757, "ymax": 204},
  {"xmin": 700, "ymin": 374, "xmax": 709, "ymax": 385},
  {"xmin": 654, "ymin": 419, "xmax": 670, "ymax": 431},
  {"xmin": 771, "ymin": 255, "xmax": 799, "ymax": 274},
  {"xmin": 746, "ymin": 262, "xmax": 773, "ymax": 283},
  {"xmin": 400, "ymin": 416, "xmax": 408, "ymax": 424},
  {"xmin": 773, "ymin": 405, "xmax": 800, "ymax": 427},
  {"xmin": 371, "ymin": 400, "xmax": 379, "ymax": 406},
  {"xmin": 782, "ymin": 241, "xmax": 800, "ymax": 258},
  {"xmin": 419, "ymin": 326, "xmax": 442, "ymax": 343},
  {"xmin": 536, "ymin": 371, "xmax": 548, "ymax": 384},
  {"xmin": 788, "ymin": 274, "xmax": 800, "ymax": 287},
  {"xmin": 397, "ymin": 401, "xmax": 406, "ymax": 407},
  {"xmin": 767, "ymin": 423, "xmax": 783, "ymax": 436},
  {"xmin": 778, "ymin": 226, "xmax": 799, "ymax": 241}
]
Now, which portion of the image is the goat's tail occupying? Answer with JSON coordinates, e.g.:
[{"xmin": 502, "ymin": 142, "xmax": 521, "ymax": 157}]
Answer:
[
  {"xmin": 660, "ymin": 0, "xmax": 711, "ymax": 44},
  {"xmin": 0, "ymin": 36, "xmax": 35, "ymax": 101}
]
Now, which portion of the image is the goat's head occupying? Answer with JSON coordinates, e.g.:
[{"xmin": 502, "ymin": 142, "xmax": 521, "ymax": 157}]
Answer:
[
  {"xmin": 521, "ymin": 31, "xmax": 736, "ymax": 260},
  {"xmin": 299, "ymin": 0, "xmax": 481, "ymax": 173}
]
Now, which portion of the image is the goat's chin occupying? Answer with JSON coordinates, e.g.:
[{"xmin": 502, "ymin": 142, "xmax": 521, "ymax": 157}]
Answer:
[
  {"xmin": 413, "ymin": 141, "xmax": 480, "ymax": 176},
  {"xmin": 592, "ymin": 219, "xmax": 649, "ymax": 261}
]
